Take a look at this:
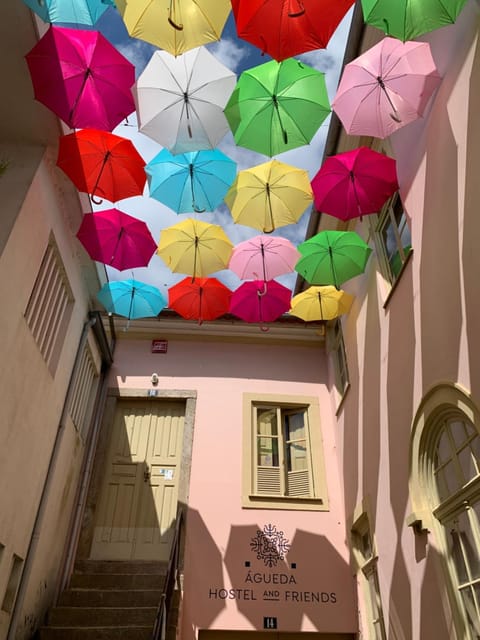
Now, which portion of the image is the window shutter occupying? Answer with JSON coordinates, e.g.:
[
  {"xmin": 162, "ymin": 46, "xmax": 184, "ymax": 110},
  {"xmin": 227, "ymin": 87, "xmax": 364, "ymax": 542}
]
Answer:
[{"xmin": 256, "ymin": 466, "xmax": 282, "ymax": 495}]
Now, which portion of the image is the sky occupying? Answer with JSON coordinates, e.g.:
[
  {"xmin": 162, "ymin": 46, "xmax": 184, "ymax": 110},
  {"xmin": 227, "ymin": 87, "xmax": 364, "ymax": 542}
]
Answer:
[{"xmin": 91, "ymin": 5, "xmax": 354, "ymax": 296}]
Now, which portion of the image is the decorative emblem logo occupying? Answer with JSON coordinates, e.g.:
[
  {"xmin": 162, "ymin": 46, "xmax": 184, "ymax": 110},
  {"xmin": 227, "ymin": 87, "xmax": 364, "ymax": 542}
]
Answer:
[{"xmin": 250, "ymin": 524, "xmax": 290, "ymax": 567}]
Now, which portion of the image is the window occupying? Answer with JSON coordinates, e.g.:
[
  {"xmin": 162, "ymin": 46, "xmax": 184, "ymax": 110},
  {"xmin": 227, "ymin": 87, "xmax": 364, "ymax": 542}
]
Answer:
[
  {"xmin": 327, "ymin": 319, "xmax": 349, "ymax": 398},
  {"xmin": 242, "ymin": 394, "xmax": 328, "ymax": 511},
  {"xmin": 24, "ymin": 239, "xmax": 74, "ymax": 374},
  {"xmin": 68, "ymin": 337, "xmax": 101, "ymax": 440},
  {"xmin": 411, "ymin": 385, "xmax": 480, "ymax": 639},
  {"xmin": 351, "ymin": 513, "xmax": 387, "ymax": 640},
  {"xmin": 370, "ymin": 192, "xmax": 412, "ymax": 285}
]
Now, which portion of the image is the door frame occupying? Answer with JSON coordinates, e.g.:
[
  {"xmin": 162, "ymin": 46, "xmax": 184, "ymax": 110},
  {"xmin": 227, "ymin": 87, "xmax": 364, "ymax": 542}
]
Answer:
[{"xmin": 77, "ymin": 388, "xmax": 197, "ymax": 563}]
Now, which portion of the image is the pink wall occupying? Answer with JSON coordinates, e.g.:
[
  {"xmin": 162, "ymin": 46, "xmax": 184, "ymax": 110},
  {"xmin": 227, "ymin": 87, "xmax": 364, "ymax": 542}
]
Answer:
[{"xmin": 111, "ymin": 336, "xmax": 358, "ymax": 637}]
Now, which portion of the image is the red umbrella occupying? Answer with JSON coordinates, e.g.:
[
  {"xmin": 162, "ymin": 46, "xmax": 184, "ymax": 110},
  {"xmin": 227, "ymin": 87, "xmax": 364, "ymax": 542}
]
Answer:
[
  {"xmin": 57, "ymin": 129, "xmax": 146, "ymax": 204},
  {"xmin": 25, "ymin": 25, "xmax": 135, "ymax": 132},
  {"xmin": 231, "ymin": 0, "xmax": 355, "ymax": 61},
  {"xmin": 168, "ymin": 277, "xmax": 232, "ymax": 323},
  {"xmin": 76, "ymin": 209, "xmax": 157, "ymax": 271},
  {"xmin": 229, "ymin": 280, "xmax": 291, "ymax": 324},
  {"xmin": 311, "ymin": 147, "xmax": 399, "ymax": 221}
]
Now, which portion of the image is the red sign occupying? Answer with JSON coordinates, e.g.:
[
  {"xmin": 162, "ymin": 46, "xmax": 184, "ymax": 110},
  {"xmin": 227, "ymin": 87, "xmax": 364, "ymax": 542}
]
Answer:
[{"xmin": 151, "ymin": 339, "xmax": 168, "ymax": 354}]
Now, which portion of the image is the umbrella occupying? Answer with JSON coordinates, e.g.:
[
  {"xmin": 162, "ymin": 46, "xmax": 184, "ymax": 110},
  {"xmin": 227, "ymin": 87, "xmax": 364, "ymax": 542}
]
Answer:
[
  {"xmin": 231, "ymin": 0, "xmax": 354, "ymax": 61},
  {"xmin": 229, "ymin": 235, "xmax": 300, "ymax": 281},
  {"xmin": 57, "ymin": 129, "xmax": 146, "ymax": 203},
  {"xmin": 295, "ymin": 230, "xmax": 372, "ymax": 288},
  {"xmin": 115, "ymin": 0, "xmax": 231, "ymax": 56},
  {"xmin": 289, "ymin": 285, "xmax": 354, "ymax": 321},
  {"xmin": 146, "ymin": 149, "xmax": 237, "ymax": 214},
  {"xmin": 224, "ymin": 57, "xmax": 330, "ymax": 157},
  {"xmin": 135, "ymin": 46, "xmax": 236, "ymax": 154},
  {"xmin": 332, "ymin": 37, "xmax": 441, "ymax": 139},
  {"xmin": 76, "ymin": 209, "xmax": 157, "ymax": 271},
  {"xmin": 229, "ymin": 280, "xmax": 292, "ymax": 324},
  {"xmin": 224, "ymin": 159, "xmax": 313, "ymax": 232},
  {"xmin": 311, "ymin": 147, "xmax": 399, "ymax": 221},
  {"xmin": 168, "ymin": 277, "xmax": 232, "ymax": 322},
  {"xmin": 25, "ymin": 26, "xmax": 135, "ymax": 131},
  {"xmin": 157, "ymin": 219, "xmax": 233, "ymax": 279},
  {"xmin": 361, "ymin": 0, "xmax": 468, "ymax": 42},
  {"xmin": 22, "ymin": 0, "xmax": 115, "ymax": 26},
  {"xmin": 97, "ymin": 279, "xmax": 167, "ymax": 320}
]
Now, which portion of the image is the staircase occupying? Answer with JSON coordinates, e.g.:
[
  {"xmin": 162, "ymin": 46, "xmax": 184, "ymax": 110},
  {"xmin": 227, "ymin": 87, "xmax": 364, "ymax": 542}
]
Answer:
[{"xmin": 38, "ymin": 560, "xmax": 168, "ymax": 639}]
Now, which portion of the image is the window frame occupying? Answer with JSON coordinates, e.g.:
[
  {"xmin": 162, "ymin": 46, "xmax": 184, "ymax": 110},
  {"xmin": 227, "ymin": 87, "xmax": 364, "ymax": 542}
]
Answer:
[
  {"xmin": 326, "ymin": 319, "xmax": 350, "ymax": 405},
  {"xmin": 242, "ymin": 393, "xmax": 329, "ymax": 511}
]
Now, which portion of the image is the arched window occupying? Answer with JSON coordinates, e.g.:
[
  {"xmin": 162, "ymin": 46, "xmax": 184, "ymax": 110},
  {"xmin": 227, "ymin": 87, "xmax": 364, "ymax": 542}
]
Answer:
[{"xmin": 411, "ymin": 385, "xmax": 480, "ymax": 639}]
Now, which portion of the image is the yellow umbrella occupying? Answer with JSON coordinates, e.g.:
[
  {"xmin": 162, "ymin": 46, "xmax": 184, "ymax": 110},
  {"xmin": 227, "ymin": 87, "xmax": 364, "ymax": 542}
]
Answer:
[
  {"xmin": 157, "ymin": 218, "xmax": 233, "ymax": 278},
  {"xmin": 289, "ymin": 285, "xmax": 354, "ymax": 322},
  {"xmin": 224, "ymin": 159, "xmax": 313, "ymax": 233},
  {"xmin": 115, "ymin": 0, "xmax": 232, "ymax": 56}
]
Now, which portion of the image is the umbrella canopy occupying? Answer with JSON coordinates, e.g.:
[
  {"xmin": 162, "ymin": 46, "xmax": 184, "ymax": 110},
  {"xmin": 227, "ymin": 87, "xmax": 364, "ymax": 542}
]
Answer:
[
  {"xmin": 76, "ymin": 209, "xmax": 157, "ymax": 271},
  {"xmin": 295, "ymin": 230, "xmax": 372, "ymax": 288},
  {"xmin": 146, "ymin": 148, "xmax": 237, "ymax": 214},
  {"xmin": 289, "ymin": 285, "xmax": 354, "ymax": 321},
  {"xmin": 232, "ymin": 0, "xmax": 354, "ymax": 61},
  {"xmin": 135, "ymin": 46, "xmax": 236, "ymax": 154},
  {"xmin": 25, "ymin": 26, "xmax": 135, "ymax": 131},
  {"xmin": 361, "ymin": 0, "xmax": 468, "ymax": 42},
  {"xmin": 168, "ymin": 276, "xmax": 232, "ymax": 322},
  {"xmin": 157, "ymin": 218, "xmax": 233, "ymax": 279},
  {"xmin": 224, "ymin": 58, "xmax": 330, "ymax": 157},
  {"xmin": 22, "ymin": 0, "xmax": 115, "ymax": 25},
  {"xmin": 57, "ymin": 129, "xmax": 146, "ymax": 203},
  {"xmin": 332, "ymin": 37, "xmax": 441, "ymax": 139},
  {"xmin": 97, "ymin": 279, "xmax": 167, "ymax": 320},
  {"xmin": 311, "ymin": 147, "xmax": 399, "ymax": 221},
  {"xmin": 115, "ymin": 0, "xmax": 231, "ymax": 56},
  {"xmin": 224, "ymin": 159, "xmax": 313, "ymax": 232},
  {"xmin": 230, "ymin": 280, "xmax": 292, "ymax": 323},
  {"xmin": 229, "ymin": 235, "xmax": 300, "ymax": 281}
]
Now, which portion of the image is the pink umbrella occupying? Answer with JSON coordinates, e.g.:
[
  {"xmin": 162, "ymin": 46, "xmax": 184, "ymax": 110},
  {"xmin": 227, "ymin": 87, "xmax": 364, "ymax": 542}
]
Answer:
[
  {"xmin": 228, "ymin": 235, "xmax": 300, "ymax": 282},
  {"xmin": 25, "ymin": 25, "xmax": 135, "ymax": 131},
  {"xmin": 311, "ymin": 147, "xmax": 399, "ymax": 221},
  {"xmin": 229, "ymin": 280, "xmax": 292, "ymax": 324},
  {"xmin": 76, "ymin": 209, "xmax": 156, "ymax": 271},
  {"xmin": 332, "ymin": 37, "xmax": 441, "ymax": 139}
]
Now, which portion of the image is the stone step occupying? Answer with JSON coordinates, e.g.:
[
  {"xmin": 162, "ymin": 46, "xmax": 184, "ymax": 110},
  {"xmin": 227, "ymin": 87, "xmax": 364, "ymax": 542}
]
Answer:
[
  {"xmin": 74, "ymin": 559, "xmax": 167, "ymax": 575},
  {"xmin": 69, "ymin": 572, "xmax": 165, "ymax": 590},
  {"xmin": 38, "ymin": 626, "xmax": 152, "ymax": 640},
  {"xmin": 59, "ymin": 588, "xmax": 163, "ymax": 608},
  {"xmin": 48, "ymin": 606, "xmax": 157, "ymax": 627}
]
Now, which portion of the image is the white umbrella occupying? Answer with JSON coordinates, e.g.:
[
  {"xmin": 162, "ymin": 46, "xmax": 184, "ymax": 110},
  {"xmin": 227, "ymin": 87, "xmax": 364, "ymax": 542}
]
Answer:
[{"xmin": 135, "ymin": 46, "xmax": 237, "ymax": 155}]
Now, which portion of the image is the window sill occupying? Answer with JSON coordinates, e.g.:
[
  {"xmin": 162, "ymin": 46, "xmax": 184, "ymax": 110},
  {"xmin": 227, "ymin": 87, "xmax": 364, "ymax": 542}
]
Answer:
[
  {"xmin": 242, "ymin": 494, "xmax": 329, "ymax": 512},
  {"xmin": 382, "ymin": 249, "xmax": 413, "ymax": 309}
]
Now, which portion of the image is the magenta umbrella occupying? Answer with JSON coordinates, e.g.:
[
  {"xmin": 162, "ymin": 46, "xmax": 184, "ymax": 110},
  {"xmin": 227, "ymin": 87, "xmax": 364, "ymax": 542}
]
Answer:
[
  {"xmin": 229, "ymin": 235, "xmax": 300, "ymax": 281},
  {"xmin": 76, "ymin": 209, "xmax": 156, "ymax": 271},
  {"xmin": 332, "ymin": 37, "xmax": 441, "ymax": 139},
  {"xmin": 311, "ymin": 147, "xmax": 399, "ymax": 221},
  {"xmin": 229, "ymin": 280, "xmax": 292, "ymax": 324},
  {"xmin": 25, "ymin": 25, "xmax": 135, "ymax": 131}
]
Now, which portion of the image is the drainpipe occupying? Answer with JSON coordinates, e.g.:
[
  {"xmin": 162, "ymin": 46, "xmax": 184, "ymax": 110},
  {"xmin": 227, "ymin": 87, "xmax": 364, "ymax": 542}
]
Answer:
[
  {"xmin": 54, "ymin": 313, "xmax": 115, "ymax": 599},
  {"xmin": 6, "ymin": 313, "xmax": 106, "ymax": 640}
]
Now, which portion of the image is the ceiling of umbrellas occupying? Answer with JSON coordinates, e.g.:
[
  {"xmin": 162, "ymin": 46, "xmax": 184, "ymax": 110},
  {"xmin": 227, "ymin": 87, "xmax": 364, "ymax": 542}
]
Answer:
[{"xmin": 23, "ymin": 0, "xmax": 466, "ymax": 325}]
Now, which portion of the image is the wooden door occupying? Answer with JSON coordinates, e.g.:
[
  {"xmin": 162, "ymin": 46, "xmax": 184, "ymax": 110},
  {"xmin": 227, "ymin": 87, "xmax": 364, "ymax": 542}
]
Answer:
[{"xmin": 90, "ymin": 400, "xmax": 185, "ymax": 561}]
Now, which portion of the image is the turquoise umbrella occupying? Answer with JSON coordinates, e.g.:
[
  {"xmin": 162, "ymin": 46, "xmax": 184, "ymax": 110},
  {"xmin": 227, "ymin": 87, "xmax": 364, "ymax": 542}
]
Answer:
[
  {"xmin": 22, "ymin": 0, "xmax": 115, "ymax": 25},
  {"xmin": 146, "ymin": 148, "xmax": 237, "ymax": 214},
  {"xmin": 97, "ymin": 279, "xmax": 166, "ymax": 320}
]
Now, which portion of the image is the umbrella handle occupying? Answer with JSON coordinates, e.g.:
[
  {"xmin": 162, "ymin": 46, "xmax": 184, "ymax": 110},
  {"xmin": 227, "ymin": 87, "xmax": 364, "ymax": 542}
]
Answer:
[
  {"xmin": 168, "ymin": 16, "xmax": 183, "ymax": 30},
  {"xmin": 91, "ymin": 194, "xmax": 103, "ymax": 205}
]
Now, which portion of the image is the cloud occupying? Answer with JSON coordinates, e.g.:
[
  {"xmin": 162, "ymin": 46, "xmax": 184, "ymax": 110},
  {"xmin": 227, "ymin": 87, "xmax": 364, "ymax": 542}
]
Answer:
[{"xmin": 208, "ymin": 37, "xmax": 251, "ymax": 73}]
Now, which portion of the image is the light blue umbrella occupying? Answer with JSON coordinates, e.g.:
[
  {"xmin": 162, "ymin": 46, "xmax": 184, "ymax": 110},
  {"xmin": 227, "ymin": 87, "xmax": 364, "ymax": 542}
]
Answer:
[
  {"xmin": 97, "ymin": 279, "xmax": 166, "ymax": 320},
  {"xmin": 22, "ymin": 0, "xmax": 115, "ymax": 26},
  {"xmin": 146, "ymin": 148, "xmax": 237, "ymax": 214}
]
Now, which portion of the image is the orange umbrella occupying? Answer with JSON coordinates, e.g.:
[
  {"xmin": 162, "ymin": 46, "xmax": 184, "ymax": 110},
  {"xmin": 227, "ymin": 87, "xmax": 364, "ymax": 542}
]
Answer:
[{"xmin": 168, "ymin": 277, "xmax": 232, "ymax": 322}]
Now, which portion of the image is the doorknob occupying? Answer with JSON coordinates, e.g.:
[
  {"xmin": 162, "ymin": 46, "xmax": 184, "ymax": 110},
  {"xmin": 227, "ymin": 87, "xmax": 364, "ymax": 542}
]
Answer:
[{"xmin": 143, "ymin": 463, "xmax": 151, "ymax": 482}]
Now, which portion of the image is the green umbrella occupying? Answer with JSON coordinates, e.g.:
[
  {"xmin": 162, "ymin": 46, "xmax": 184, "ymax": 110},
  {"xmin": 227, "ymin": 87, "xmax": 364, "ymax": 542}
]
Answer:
[
  {"xmin": 295, "ymin": 230, "xmax": 372, "ymax": 288},
  {"xmin": 224, "ymin": 58, "xmax": 330, "ymax": 157},
  {"xmin": 361, "ymin": 0, "xmax": 468, "ymax": 41}
]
